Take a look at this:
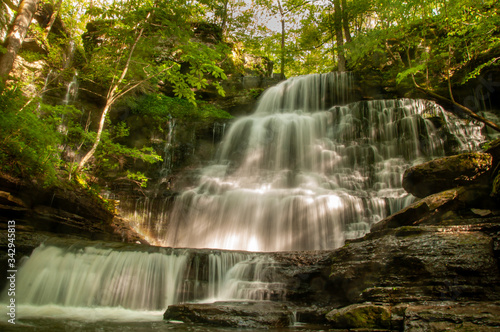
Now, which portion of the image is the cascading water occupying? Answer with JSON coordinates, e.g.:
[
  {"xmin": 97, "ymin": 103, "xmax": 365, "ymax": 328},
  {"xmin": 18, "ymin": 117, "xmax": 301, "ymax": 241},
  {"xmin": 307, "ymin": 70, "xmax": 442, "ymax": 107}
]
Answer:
[
  {"xmin": 2, "ymin": 240, "xmax": 285, "ymax": 324},
  {"xmin": 130, "ymin": 73, "xmax": 485, "ymax": 252},
  {"xmin": 57, "ymin": 71, "xmax": 79, "ymax": 135},
  {"xmin": 62, "ymin": 71, "xmax": 79, "ymax": 106}
]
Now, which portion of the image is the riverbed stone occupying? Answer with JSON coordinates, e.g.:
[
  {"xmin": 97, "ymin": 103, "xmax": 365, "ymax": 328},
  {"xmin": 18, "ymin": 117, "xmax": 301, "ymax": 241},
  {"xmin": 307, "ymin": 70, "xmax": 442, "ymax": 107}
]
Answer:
[
  {"xmin": 370, "ymin": 187, "xmax": 462, "ymax": 232},
  {"xmin": 403, "ymin": 302, "xmax": 500, "ymax": 331},
  {"xmin": 325, "ymin": 303, "xmax": 391, "ymax": 329},
  {"xmin": 402, "ymin": 152, "xmax": 492, "ymax": 198},
  {"xmin": 163, "ymin": 301, "xmax": 293, "ymax": 328}
]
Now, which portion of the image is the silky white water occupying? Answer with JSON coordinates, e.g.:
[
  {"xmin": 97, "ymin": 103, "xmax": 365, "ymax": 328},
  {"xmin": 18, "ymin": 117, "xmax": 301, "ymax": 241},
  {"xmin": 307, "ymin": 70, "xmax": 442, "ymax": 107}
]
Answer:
[
  {"xmin": 3, "ymin": 242, "xmax": 283, "ymax": 316},
  {"xmin": 128, "ymin": 73, "xmax": 485, "ymax": 251}
]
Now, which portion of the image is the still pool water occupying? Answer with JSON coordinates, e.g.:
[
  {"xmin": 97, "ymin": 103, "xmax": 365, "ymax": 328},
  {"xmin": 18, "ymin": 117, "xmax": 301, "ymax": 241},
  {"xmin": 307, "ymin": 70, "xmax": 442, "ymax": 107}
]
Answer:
[
  {"xmin": 0, "ymin": 320, "xmax": 330, "ymax": 332},
  {"xmin": 0, "ymin": 304, "xmax": 330, "ymax": 331}
]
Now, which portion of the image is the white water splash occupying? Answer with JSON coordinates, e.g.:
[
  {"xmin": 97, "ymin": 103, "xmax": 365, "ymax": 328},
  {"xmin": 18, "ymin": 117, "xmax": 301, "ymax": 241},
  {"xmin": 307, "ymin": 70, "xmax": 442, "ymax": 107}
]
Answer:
[{"xmin": 13, "ymin": 244, "xmax": 188, "ymax": 310}]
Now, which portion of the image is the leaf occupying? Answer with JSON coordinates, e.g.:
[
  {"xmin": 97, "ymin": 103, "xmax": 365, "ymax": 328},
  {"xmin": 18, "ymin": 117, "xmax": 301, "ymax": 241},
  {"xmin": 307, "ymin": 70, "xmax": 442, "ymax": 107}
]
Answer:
[{"xmin": 396, "ymin": 64, "xmax": 426, "ymax": 84}]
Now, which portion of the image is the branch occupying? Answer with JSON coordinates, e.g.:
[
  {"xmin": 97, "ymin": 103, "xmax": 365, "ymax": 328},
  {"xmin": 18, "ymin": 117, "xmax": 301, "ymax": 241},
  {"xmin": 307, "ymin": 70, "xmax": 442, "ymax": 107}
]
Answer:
[
  {"xmin": 3, "ymin": 0, "xmax": 17, "ymax": 11},
  {"xmin": 78, "ymin": 87, "xmax": 106, "ymax": 99},
  {"xmin": 283, "ymin": 0, "xmax": 310, "ymax": 14},
  {"xmin": 111, "ymin": 64, "xmax": 174, "ymax": 103},
  {"xmin": 412, "ymin": 78, "xmax": 500, "ymax": 133},
  {"xmin": 447, "ymin": 44, "xmax": 455, "ymax": 103},
  {"xmin": 406, "ymin": 43, "xmax": 500, "ymax": 133},
  {"xmin": 385, "ymin": 41, "xmax": 404, "ymax": 66},
  {"xmin": 44, "ymin": 0, "xmax": 63, "ymax": 36},
  {"xmin": 107, "ymin": 12, "xmax": 151, "ymax": 101}
]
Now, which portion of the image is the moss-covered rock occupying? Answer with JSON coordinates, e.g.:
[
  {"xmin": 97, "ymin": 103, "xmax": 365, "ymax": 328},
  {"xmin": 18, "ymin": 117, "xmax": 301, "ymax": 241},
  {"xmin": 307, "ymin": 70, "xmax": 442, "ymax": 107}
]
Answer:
[
  {"xmin": 492, "ymin": 171, "xmax": 500, "ymax": 200},
  {"xmin": 402, "ymin": 152, "xmax": 493, "ymax": 198},
  {"xmin": 371, "ymin": 187, "xmax": 462, "ymax": 232},
  {"xmin": 326, "ymin": 303, "xmax": 391, "ymax": 329}
]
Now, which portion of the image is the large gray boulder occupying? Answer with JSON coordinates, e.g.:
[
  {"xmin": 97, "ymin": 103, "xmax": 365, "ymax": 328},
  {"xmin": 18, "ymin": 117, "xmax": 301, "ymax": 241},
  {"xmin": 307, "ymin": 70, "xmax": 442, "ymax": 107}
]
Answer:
[
  {"xmin": 163, "ymin": 301, "xmax": 293, "ymax": 328},
  {"xmin": 402, "ymin": 152, "xmax": 492, "ymax": 198}
]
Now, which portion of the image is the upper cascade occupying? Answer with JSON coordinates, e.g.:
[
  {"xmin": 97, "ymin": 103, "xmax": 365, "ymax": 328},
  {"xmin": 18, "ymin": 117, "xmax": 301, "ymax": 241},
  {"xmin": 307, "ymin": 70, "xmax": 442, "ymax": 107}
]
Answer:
[
  {"xmin": 124, "ymin": 73, "xmax": 488, "ymax": 252},
  {"xmin": 254, "ymin": 72, "xmax": 354, "ymax": 115}
]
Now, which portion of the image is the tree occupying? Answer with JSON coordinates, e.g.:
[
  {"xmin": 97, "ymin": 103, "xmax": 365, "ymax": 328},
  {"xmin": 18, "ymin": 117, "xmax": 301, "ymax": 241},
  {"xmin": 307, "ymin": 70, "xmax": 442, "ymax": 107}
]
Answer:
[
  {"xmin": 0, "ymin": 0, "xmax": 38, "ymax": 88},
  {"xmin": 76, "ymin": 0, "xmax": 228, "ymax": 173},
  {"xmin": 76, "ymin": 13, "xmax": 150, "ymax": 173},
  {"xmin": 252, "ymin": 0, "xmax": 312, "ymax": 77},
  {"xmin": 332, "ymin": 0, "xmax": 345, "ymax": 71},
  {"xmin": 341, "ymin": 0, "xmax": 500, "ymax": 131}
]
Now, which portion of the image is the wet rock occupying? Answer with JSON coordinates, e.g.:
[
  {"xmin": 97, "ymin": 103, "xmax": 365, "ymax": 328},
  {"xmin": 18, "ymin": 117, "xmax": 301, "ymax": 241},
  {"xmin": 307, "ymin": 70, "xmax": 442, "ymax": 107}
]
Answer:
[
  {"xmin": 404, "ymin": 302, "xmax": 500, "ymax": 331},
  {"xmin": 328, "ymin": 225, "xmax": 500, "ymax": 305},
  {"xmin": 371, "ymin": 188, "xmax": 462, "ymax": 232},
  {"xmin": 402, "ymin": 152, "xmax": 492, "ymax": 198},
  {"xmin": 163, "ymin": 301, "xmax": 293, "ymax": 328},
  {"xmin": 0, "ymin": 172, "xmax": 145, "ymax": 293},
  {"xmin": 326, "ymin": 303, "xmax": 391, "ymax": 329},
  {"xmin": 0, "ymin": 190, "xmax": 28, "ymax": 208},
  {"xmin": 471, "ymin": 208, "xmax": 493, "ymax": 217},
  {"xmin": 485, "ymin": 138, "xmax": 500, "ymax": 164}
]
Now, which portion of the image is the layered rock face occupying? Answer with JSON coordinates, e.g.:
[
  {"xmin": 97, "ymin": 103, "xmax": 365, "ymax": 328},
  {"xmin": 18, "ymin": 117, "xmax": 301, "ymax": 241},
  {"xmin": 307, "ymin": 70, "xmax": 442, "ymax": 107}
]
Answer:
[
  {"xmin": 0, "ymin": 173, "xmax": 144, "ymax": 291},
  {"xmin": 323, "ymin": 138, "xmax": 500, "ymax": 330}
]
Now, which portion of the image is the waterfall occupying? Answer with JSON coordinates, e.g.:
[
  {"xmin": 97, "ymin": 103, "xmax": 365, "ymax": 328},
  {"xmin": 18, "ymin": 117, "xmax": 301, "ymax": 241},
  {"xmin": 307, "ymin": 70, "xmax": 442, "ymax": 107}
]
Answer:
[
  {"xmin": 14, "ymin": 244, "xmax": 188, "ymax": 310},
  {"xmin": 213, "ymin": 122, "xmax": 227, "ymax": 145},
  {"xmin": 162, "ymin": 118, "xmax": 176, "ymax": 174},
  {"xmin": 58, "ymin": 71, "xmax": 79, "ymax": 135},
  {"xmin": 131, "ymin": 73, "xmax": 485, "ymax": 252},
  {"xmin": 3, "ymin": 241, "xmax": 284, "ymax": 315},
  {"xmin": 62, "ymin": 71, "xmax": 79, "ymax": 106}
]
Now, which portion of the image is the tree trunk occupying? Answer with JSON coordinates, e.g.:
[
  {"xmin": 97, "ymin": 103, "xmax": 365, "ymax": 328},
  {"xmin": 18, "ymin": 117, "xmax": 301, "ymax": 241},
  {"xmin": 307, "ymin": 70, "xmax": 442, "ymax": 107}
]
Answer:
[
  {"xmin": 333, "ymin": 0, "xmax": 345, "ymax": 71},
  {"xmin": 0, "ymin": 0, "xmax": 38, "ymax": 87},
  {"xmin": 341, "ymin": 0, "xmax": 351, "ymax": 43},
  {"xmin": 44, "ymin": 0, "xmax": 63, "ymax": 36},
  {"xmin": 3, "ymin": 0, "xmax": 18, "ymax": 11},
  {"xmin": 76, "ymin": 100, "xmax": 112, "ymax": 172},
  {"xmin": 277, "ymin": 0, "xmax": 286, "ymax": 79},
  {"xmin": 76, "ymin": 21, "xmax": 147, "ymax": 173}
]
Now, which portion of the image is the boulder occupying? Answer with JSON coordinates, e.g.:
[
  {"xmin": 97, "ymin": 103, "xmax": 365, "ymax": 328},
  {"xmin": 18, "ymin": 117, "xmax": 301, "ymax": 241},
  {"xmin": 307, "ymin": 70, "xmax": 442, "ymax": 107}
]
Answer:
[
  {"xmin": 371, "ymin": 187, "xmax": 462, "ymax": 232},
  {"xmin": 404, "ymin": 302, "xmax": 500, "ymax": 331},
  {"xmin": 163, "ymin": 301, "xmax": 292, "ymax": 328},
  {"xmin": 326, "ymin": 303, "xmax": 392, "ymax": 329},
  {"xmin": 402, "ymin": 152, "xmax": 492, "ymax": 198}
]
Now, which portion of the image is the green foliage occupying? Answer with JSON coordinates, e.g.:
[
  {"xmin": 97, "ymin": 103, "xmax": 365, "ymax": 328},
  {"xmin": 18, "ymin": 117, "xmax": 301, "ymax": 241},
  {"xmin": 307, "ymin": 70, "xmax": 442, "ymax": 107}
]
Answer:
[
  {"xmin": 343, "ymin": 0, "xmax": 500, "ymax": 92},
  {"xmin": 80, "ymin": 0, "xmax": 228, "ymax": 101},
  {"xmin": 130, "ymin": 93, "xmax": 232, "ymax": 126},
  {"xmin": 0, "ymin": 87, "xmax": 64, "ymax": 185},
  {"xmin": 396, "ymin": 64, "xmax": 426, "ymax": 84},
  {"xmin": 248, "ymin": 88, "xmax": 264, "ymax": 99},
  {"xmin": 77, "ymin": 119, "xmax": 162, "ymax": 177},
  {"xmin": 18, "ymin": 49, "xmax": 45, "ymax": 63},
  {"xmin": 126, "ymin": 171, "xmax": 149, "ymax": 188}
]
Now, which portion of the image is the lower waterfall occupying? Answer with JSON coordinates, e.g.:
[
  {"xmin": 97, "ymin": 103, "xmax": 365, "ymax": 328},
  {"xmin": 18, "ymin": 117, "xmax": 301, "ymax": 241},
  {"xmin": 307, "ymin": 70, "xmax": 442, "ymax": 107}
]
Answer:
[{"xmin": 1, "ymin": 240, "xmax": 288, "ymax": 325}]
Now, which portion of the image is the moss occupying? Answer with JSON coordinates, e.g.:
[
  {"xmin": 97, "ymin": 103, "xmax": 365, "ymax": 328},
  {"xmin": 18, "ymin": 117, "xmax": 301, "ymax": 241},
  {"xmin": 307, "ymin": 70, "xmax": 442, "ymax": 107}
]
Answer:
[
  {"xmin": 492, "ymin": 172, "xmax": 500, "ymax": 199},
  {"xmin": 394, "ymin": 226, "xmax": 425, "ymax": 237},
  {"xmin": 326, "ymin": 304, "xmax": 391, "ymax": 329}
]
